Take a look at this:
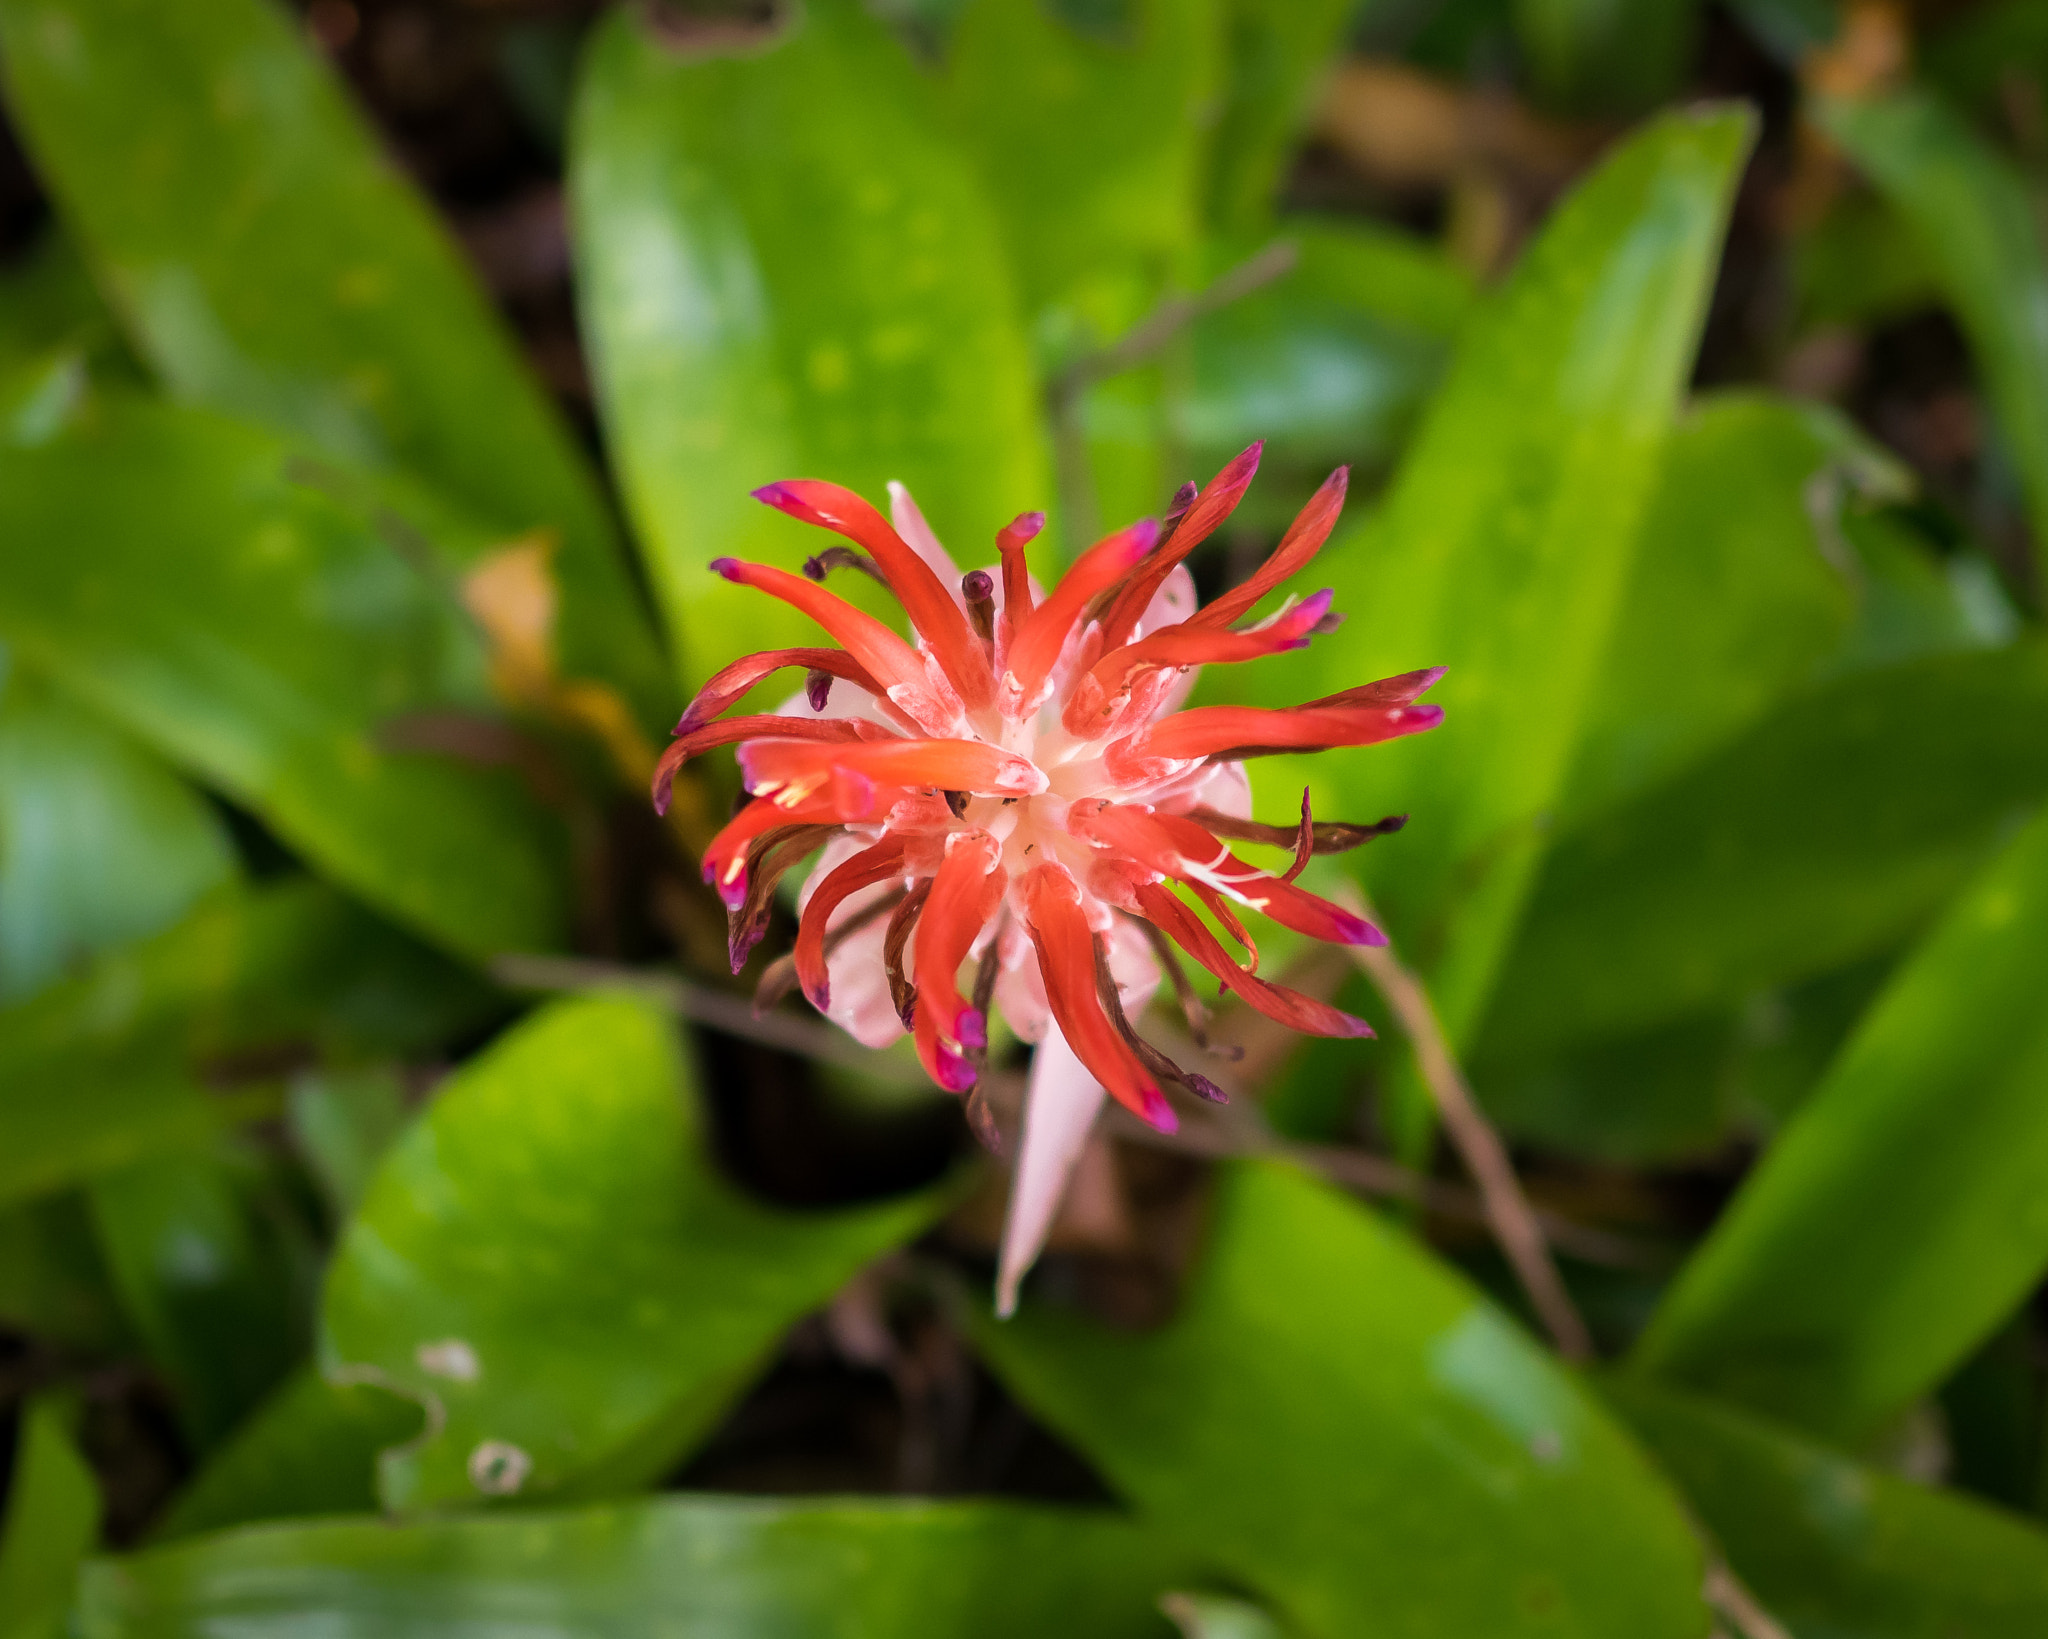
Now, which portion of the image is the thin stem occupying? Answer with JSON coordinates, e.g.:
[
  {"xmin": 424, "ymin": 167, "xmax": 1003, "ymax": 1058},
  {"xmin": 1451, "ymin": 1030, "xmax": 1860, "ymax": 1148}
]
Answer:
[
  {"xmin": 1336, "ymin": 887, "xmax": 1596, "ymax": 1362},
  {"xmin": 1703, "ymin": 1563, "xmax": 1792, "ymax": 1639}
]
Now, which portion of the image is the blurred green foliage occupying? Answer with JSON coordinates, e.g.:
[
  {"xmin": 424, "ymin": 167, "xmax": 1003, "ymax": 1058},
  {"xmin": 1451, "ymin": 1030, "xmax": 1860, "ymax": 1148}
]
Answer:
[{"xmin": 0, "ymin": 0, "xmax": 2046, "ymax": 1635}]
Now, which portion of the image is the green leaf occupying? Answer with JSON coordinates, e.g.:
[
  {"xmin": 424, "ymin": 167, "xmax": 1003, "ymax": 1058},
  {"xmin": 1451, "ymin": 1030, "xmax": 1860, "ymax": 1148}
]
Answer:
[
  {"xmin": 0, "ymin": 665, "xmax": 237, "ymax": 1002},
  {"xmin": 570, "ymin": 0, "xmax": 1048, "ymax": 687},
  {"xmin": 152, "ymin": 1368, "xmax": 421, "ymax": 1543},
  {"xmin": 0, "ymin": 397, "xmax": 568, "ymax": 961},
  {"xmin": 1320, "ymin": 105, "xmax": 1754, "ymax": 1038},
  {"xmin": 938, "ymin": 0, "xmax": 1222, "ymax": 320},
  {"xmin": 0, "ymin": 0, "xmax": 669, "ymax": 723},
  {"xmin": 1817, "ymin": 88, "xmax": 2048, "ymax": 589},
  {"xmin": 1181, "ymin": 221, "xmax": 1472, "ymax": 518},
  {"xmin": 1792, "ymin": 191, "xmax": 1941, "ymax": 329},
  {"xmin": 321, "ymin": 994, "xmax": 942, "ymax": 1511},
  {"xmin": 0, "ymin": 880, "xmax": 496, "ymax": 1211},
  {"xmin": 974, "ymin": 1161, "xmax": 1711, "ymax": 1639},
  {"xmin": 1563, "ymin": 390, "xmax": 1885, "ymax": 820},
  {"xmin": 285, "ymin": 1067, "xmax": 410, "ymax": 1221},
  {"xmin": 1605, "ymin": 1376, "xmax": 2048, "ymax": 1638},
  {"xmin": 0, "ymin": 1397, "xmax": 99, "ymax": 1639},
  {"xmin": 1632, "ymin": 803, "xmax": 2048, "ymax": 1443},
  {"xmin": 1512, "ymin": 0, "xmax": 1703, "ymax": 113},
  {"xmin": 1206, "ymin": 0, "xmax": 1362, "ymax": 234},
  {"xmin": 77, "ymin": 1496, "xmax": 1193, "ymax": 1639},
  {"xmin": 1481, "ymin": 644, "xmax": 2048, "ymax": 1060},
  {"xmin": 88, "ymin": 1146, "xmax": 313, "ymax": 1450},
  {"xmin": 0, "ymin": 1193, "xmax": 129, "ymax": 1352}
]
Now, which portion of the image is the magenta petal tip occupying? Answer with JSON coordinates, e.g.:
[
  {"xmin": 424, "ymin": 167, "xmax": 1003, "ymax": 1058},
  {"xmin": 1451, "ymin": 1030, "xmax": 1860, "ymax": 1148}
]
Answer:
[
  {"xmin": 708, "ymin": 557, "xmax": 742, "ymax": 580},
  {"xmin": 955, "ymin": 1008, "xmax": 987, "ymax": 1050}
]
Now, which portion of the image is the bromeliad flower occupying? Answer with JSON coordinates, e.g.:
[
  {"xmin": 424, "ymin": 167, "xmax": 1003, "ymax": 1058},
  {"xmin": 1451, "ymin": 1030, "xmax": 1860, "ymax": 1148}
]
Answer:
[{"xmin": 653, "ymin": 443, "xmax": 1444, "ymax": 1311}]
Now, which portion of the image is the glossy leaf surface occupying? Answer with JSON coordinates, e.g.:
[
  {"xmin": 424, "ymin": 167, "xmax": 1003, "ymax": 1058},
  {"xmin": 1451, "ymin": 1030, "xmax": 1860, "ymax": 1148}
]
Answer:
[
  {"xmin": 572, "ymin": 0, "xmax": 1046, "ymax": 685},
  {"xmin": 0, "ymin": 667, "xmax": 236, "ymax": 1002},
  {"xmin": 0, "ymin": 398, "xmax": 567, "ymax": 961},
  {"xmin": 939, "ymin": 0, "xmax": 1220, "ymax": 318},
  {"xmin": 78, "ymin": 1497, "xmax": 1192, "ymax": 1639},
  {"xmin": 0, "ymin": 1398, "xmax": 99, "ymax": 1639},
  {"xmin": 1563, "ymin": 390, "xmax": 1875, "ymax": 819},
  {"xmin": 1818, "ymin": 89, "xmax": 2048, "ymax": 586},
  {"xmin": 154, "ymin": 1368, "xmax": 421, "ymax": 1542},
  {"xmin": 321, "ymin": 994, "xmax": 940, "ymax": 1511},
  {"xmin": 0, "ymin": 880, "xmax": 496, "ymax": 1210},
  {"xmin": 1633, "ymin": 804, "xmax": 2048, "ymax": 1441},
  {"xmin": 975, "ymin": 1161, "xmax": 1710, "ymax": 1639},
  {"xmin": 1606, "ymin": 1377, "xmax": 2048, "ymax": 1637},
  {"xmin": 1483, "ymin": 644, "xmax": 2048, "ymax": 1058},
  {"xmin": 0, "ymin": 0, "xmax": 668, "ymax": 722},
  {"xmin": 1322, "ymin": 106, "xmax": 1753, "ymax": 1037}
]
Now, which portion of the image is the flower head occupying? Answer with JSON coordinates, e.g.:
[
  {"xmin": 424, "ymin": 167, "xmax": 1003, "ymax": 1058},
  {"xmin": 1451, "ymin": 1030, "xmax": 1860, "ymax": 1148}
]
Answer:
[{"xmin": 653, "ymin": 444, "xmax": 1443, "ymax": 1311}]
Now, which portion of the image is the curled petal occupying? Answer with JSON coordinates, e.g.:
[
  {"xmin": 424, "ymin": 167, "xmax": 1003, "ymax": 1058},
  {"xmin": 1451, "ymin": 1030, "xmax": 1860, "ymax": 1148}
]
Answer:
[
  {"xmin": 1189, "ymin": 466, "xmax": 1348, "ymax": 630},
  {"xmin": 1063, "ymin": 589, "xmax": 1336, "ymax": 736},
  {"xmin": 1020, "ymin": 864, "xmax": 1174, "ymax": 1130},
  {"xmin": 653, "ymin": 715, "xmax": 867, "ymax": 816},
  {"xmin": 728, "ymin": 823, "xmax": 839, "ymax": 973},
  {"xmin": 1105, "ymin": 702, "xmax": 1443, "ymax": 783},
  {"xmin": 710, "ymin": 558, "xmax": 960, "ymax": 733},
  {"xmin": 913, "ymin": 832, "xmax": 1007, "ymax": 1091},
  {"xmin": 706, "ymin": 786, "xmax": 887, "ymax": 909},
  {"xmin": 1069, "ymin": 803, "xmax": 1383, "ymax": 947},
  {"xmin": 1096, "ymin": 442, "xmax": 1264, "ymax": 649},
  {"xmin": 888, "ymin": 481, "xmax": 967, "ymax": 591},
  {"xmin": 1001, "ymin": 518, "xmax": 1159, "ymax": 714},
  {"xmin": 1297, "ymin": 667, "xmax": 1449, "ymax": 710},
  {"xmin": 794, "ymin": 838, "xmax": 909, "ymax": 1008},
  {"xmin": 677, "ymin": 647, "xmax": 886, "ymax": 732},
  {"xmin": 739, "ymin": 736, "xmax": 1049, "ymax": 799},
  {"xmin": 995, "ymin": 512, "xmax": 1044, "ymax": 650},
  {"xmin": 755, "ymin": 480, "xmax": 995, "ymax": 710},
  {"xmin": 1134, "ymin": 881, "xmax": 1375, "ymax": 1039}
]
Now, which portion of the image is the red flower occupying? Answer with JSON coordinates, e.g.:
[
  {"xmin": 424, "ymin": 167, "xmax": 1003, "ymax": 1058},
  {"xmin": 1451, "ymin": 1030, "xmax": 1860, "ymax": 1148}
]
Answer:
[{"xmin": 653, "ymin": 443, "xmax": 1443, "ymax": 1310}]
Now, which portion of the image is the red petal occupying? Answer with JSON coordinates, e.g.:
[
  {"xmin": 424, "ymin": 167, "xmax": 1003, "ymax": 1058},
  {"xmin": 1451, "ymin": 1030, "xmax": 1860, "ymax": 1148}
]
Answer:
[
  {"xmin": 794, "ymin": 838, "xmax": 909, "ymax": 1009},
  {"xmin": 1189, "ymin": 466, "xmax": 1348, "ymax": 630},
  {"xmin": 1298, "ymin": 667, "xmax": 1448, "ymax": 709},
  {"xmin": 705, "ymin": 787, "xmax": 883, "ymax": 910},
  {"xmin": 1105, "ymin": 702, "xmax": 1442, "ymax": 782},
  {"xmin": 755, "ymin": 481, "xmax": 996, "ymax": 711},
  {"xmin": 653, "ymin": 715, "xmax": 867, "ymax": 816},
  {"xmin": 677, "ymin": 647, "xmax": 889, "ymax": 732},
  {"xmin": 1001, "ymin": 518, "xmax": 1159, "ymax": 715},
  {"xmin": 996, "ymin": 512, "xmax": 1043, "ymax": 651},
  {"xmin": 1062, "ymin": 590, "xmax": 1335, "ymax": 737},
  {"xmin": 1134, "ymin": 881, "xmax": 1374, "ymax": 1039},
  {"xmin": 1021, "ymin": 864, "xmax": 1175, "ymax": 1129},
  {"xmin": 913, "ymin": 831, "xmax": 1006, "ymax": 1091},
  {"xmin": 1095, "ymin": 442, "xmax": 1263, "ymax": 650},
  {"xmin": 738, "ymin": 737, "xmax": 1048, "ymax": 799},
  {"xmin": 710, "ymin": 558, "xmax": 959, "ymax": 733}
]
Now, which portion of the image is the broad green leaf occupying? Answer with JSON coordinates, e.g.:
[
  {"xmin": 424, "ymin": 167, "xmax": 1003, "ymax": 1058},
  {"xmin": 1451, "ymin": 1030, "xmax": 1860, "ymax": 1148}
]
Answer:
[
  {"xmin": 974, "ymin": 1161, "xmax": 1711, "ymax": 1639},
  {"xmin": 1513, "ymin": 0, "xmax": 1702, "ymax": 113},
  {"xmin": 0, "ymin": 0, "xmax": 669, "ymax": 723},
  {"xmin": 0, "ymin": 880, "xmax": 496, "ymax": 1210},
  {"xmin": 0, "ymin": 397, "xmax": 568, "ymax": 961},
  {"xmin": 1563, "ymin": 391, "xmax": 1886, "ymax": 820},
  {"xmin": 1481, "ymin": 644, "xmax": 2048, "ymax": 1059},
  {"xmin": 0, "ymin": 1398, "xmax": 99, "ymax": 1639},
  {"xmin": 1605, "ymin": 1376, "xmax": 2048, "ymax": 1637},
  {"xmin": 1322, "ymin": 106, "xmax": 1753, "ymax": 1039},
  {"xmin": 939, "ymin": 0, "xmax": 1222, "ymax": 320},
  {"xmin": 1632, "ymin": 804, "xmax": 2048, "ymax": 1443},
  {"xmin": 1206, "ymin": 0, "xmax": 1362, "ymax": 234},
  {"xmin": 0, "ymin": 1193, "xmax": 129, "ymax": 1351},
  {"xmin": 1817, "ymin": 89, "xmax": 2048, "ymax": 586},
  {"xmin": 571, "ymin": 0, "xmax": 1047, "ymax": 687},
  {"xmin": 1181, "ymin": 221, "xmax": 1472, "ymax": 521},
  {"xmin": 321, "ymin": 994, "xmax": 942, "ymax": 1511},
  {"xmin": 153, "ymin": 1368, "xmax": 421, "ymax": 1543},
  {"xmin": 77, "ymin": 1497, "xmax": 1193, "ymax": 1639},
  {"xmin": 0, "ymin": 666, "xmax": 236, "ymax": 1002},
  {"xmin": 88, "ymin": 1147, "xmax": 312, "ymax": 1450}
]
